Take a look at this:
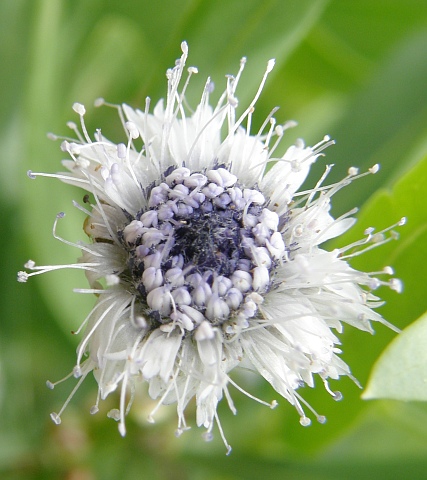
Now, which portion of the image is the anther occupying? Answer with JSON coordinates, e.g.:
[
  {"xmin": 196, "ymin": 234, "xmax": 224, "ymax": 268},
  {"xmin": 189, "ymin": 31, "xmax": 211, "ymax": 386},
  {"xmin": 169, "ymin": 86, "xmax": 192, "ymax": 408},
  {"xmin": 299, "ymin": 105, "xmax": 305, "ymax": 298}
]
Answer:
[
  {"xmin": 390, "ymin": 278, "xmax": 403, "ymax": 293},
  {"xmin": 181, "ymin": 41, "xmax": 188, "ymax": 54},
  {"xmin": 94, "ymin": 97, "xmax": 105, "ymax": 107},
  {"xmin": 125, "ymin": 121, "xmax": 139, "ymax": 139},
  {"xmin": 94, "ymin": 130, "xmax": 102, "ymax": 142},
  {"xmin": 206, "ymin": 80, "xmax": 215, "ymax": 93},
  {"xmin": 202, "ymin": 431, "xmax": 214, "ymax": 442},
  {"xmin": 17, "ymin": 271, "xmax": 29, "ymax": 283},
  {"xmin": 332, "ymin": 391, "xmax": 343, "ymax": 401},
  {"xmin": 24, "ymin": 260, "xmax": 36, "ymax": 269},
  {"xmin": 275, "ymin": 125, "xmax": 284, "ymax": 136},
  {"xmin": 117, "ymin": 143, "xmax": 126, "ymax": 158},
  {"xmin": 60, "ymin": 141, "xmax": 70, "ymax": 152},
  {"xmin": 107, "ymin": 409, "xmax": 120, "ymax": 421},
  {"xmin": 72, "ymin": 102, "xmax": 86, "ymax": 116},
  {"xmin": 50, "ymin": 412, "xmax": 62, "ymax": 425},
  {"xmin": 299, "ymin": 416, "xmax": 311, "ymax": 426},
  {"xmin": 266, "ymin": 59, "xmax": 275, "ymax": 73}
]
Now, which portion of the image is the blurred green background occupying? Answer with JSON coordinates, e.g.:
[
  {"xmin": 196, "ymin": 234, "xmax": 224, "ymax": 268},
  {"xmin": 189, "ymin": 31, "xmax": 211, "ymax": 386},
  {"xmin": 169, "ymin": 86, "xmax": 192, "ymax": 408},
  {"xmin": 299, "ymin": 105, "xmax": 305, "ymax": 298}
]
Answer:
[{"xmin": 2, "ymin": 0, "xmax": 427, "ymax": 478}]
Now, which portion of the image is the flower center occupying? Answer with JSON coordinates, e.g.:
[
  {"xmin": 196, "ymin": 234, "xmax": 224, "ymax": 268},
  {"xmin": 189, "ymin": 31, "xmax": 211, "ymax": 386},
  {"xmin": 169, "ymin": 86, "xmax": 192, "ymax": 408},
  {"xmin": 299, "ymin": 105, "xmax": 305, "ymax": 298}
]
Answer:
[
  {"xmin": 119, "ymin": 166, "xmax": 286, "ymax": 330},
  {"xmin": 172, "ymin": 207, "xmax": 246, "ymax": 278}
]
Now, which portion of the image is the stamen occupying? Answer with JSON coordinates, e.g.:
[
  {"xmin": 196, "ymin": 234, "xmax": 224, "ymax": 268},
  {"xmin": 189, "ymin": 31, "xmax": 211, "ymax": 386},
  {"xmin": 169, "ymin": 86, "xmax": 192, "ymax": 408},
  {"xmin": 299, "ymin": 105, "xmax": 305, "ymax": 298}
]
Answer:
[
  {"xmin": 18, "ymin": 261, "xmax": 102, "ymax": 280},
  {"xmin": 173, "ymin": 65, "xmax": 199, "ymax": 119},
  {"xmin": 322, "ymin": 378, "xmax": 344, "ymax": 400},
  {"xmin": 227, "ymin": 376, "xmax": 277, "ymax": 409},
  {"xmin": 147, "ymin": 366, "xmax": 180, "ymax": 423},
  {"xmin": 245, "ymin": 107, "xmax": 281, "ymax": 168},
  {"xmin": 223, "ymin": 385, "xmax": 237, "ymax": 415},
  {"xmin": 53, "ymin": 212, "xmax": 103, "ymax": 257},
  {"xmin": 340, "ymin": 218, "xmax": 405, "ymax": 259},
  {"xmin": 229, "ymin": 56, "xmax": 247, "ymax": 96},
  {"xmin": 72, "ymin": 200, "xmax": 92, "ymax": 216},
  {"xmin": 26, "ymin": 170, "xmax": 90, "ymax": 187},
  {"xmin": 84, "ymin": 172, "xmax": 119, "ymax": 243},
  {"xmin": 293, "ymin": 390, "xmax": 327, "ymax": 424},
  {"xmin": 306, "ymin": 164, "xmax": 334, "ymax": 207},
  {"xmin": 46, "ymin": 369, "xmax": 75, "ymax": 390},
  {"xmin": 214, "ymin": 410, "xmax": 232, "ymax": 455},
  {"xmin": 312, "ymin": 207, "xmax": 358, "ymax": 244},
  {"xmin": 49, "ymin": 368, "xmax": 90, "ymax": 426},
  {"xmin": 231, "ymin": 58, "xmax": 275, "ymax": 134},
  {"xmin": 65, "ymin": 121, "xmax": 85, "ymax": 143},
  {"xmin": 76, "ymin": 301, "xmax": 117, "ymax": 365},
  {"xmin": 73, "ymin": 103, "xmax": 93, "ymax": 145}
]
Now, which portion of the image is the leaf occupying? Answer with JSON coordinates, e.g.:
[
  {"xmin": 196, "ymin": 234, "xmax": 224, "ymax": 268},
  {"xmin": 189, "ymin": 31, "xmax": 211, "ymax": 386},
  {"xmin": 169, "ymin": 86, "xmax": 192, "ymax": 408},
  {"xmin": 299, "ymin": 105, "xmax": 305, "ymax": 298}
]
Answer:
[{"xmin": 363, "ymin": 311, "xmax": 427, "ymax": 400}]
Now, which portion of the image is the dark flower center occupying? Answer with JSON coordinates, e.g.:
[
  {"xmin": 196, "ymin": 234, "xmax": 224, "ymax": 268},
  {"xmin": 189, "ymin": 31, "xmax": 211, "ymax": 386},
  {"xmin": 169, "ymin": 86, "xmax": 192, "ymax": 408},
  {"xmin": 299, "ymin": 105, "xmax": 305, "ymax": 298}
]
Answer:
[{"xmin": 119, "ymin": 166, "xmax": 283, "ymax": 329}]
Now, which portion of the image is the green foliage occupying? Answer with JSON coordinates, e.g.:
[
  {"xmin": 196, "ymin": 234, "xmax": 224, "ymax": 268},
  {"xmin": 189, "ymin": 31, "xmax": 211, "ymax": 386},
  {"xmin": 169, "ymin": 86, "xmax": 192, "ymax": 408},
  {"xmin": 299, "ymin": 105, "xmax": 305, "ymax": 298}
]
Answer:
[
  {"xmin": 363, "ymin": 311, "xmax": 427, "ymax": 401},
  {"xmin": 2, "ymin": 0, "xmax": 427, "ymax": 478}
]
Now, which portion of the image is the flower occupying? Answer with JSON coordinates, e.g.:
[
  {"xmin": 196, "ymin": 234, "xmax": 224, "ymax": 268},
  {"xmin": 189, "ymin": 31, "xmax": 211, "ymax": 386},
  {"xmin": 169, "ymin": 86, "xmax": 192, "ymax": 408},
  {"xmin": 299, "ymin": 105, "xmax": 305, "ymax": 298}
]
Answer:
[{"xmin": 19, "ymin": 42, "xmax": 405, "ymax": 453}]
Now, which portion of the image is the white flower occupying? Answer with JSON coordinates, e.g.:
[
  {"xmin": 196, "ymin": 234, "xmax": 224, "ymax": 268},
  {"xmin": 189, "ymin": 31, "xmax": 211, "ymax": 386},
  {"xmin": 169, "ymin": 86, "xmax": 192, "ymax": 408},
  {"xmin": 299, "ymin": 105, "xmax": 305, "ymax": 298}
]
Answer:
[{"xmin": 19, "ymin": 42, "xmax": 405, "ymax": 453}]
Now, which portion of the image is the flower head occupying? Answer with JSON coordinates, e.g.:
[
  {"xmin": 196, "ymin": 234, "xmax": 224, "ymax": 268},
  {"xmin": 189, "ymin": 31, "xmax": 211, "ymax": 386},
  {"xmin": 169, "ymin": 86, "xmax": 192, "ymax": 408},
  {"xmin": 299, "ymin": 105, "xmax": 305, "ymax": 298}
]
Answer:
[{"xmin": 19, "ymin": 42, "xmax": 404, "ymax": 452}]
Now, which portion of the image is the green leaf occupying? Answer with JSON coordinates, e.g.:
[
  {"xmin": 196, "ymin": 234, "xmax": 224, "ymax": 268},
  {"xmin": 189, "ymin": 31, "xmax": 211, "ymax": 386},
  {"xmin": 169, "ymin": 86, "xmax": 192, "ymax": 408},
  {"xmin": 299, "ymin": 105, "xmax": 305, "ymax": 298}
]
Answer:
[{"xmin": 363, "ymin": 311, "xmax": 427, "ymax": 400}]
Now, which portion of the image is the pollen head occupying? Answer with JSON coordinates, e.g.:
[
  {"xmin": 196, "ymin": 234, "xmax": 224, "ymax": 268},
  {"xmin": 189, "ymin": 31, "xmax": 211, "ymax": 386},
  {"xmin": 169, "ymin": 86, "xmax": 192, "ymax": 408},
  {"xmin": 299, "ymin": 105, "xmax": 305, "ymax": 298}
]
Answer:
[{"xmin": 118, "ymin": 165, "xmax": 285, "ymax": 332}]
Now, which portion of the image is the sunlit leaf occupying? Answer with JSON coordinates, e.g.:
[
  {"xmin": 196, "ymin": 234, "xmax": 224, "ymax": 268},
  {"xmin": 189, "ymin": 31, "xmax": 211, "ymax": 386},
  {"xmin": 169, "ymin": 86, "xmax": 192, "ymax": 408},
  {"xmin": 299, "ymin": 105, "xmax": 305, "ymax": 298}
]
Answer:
[{"xmin": 363, "ymin": 311, "xmax": 427, "ymax": 400}]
